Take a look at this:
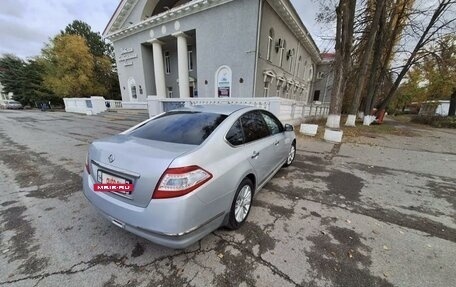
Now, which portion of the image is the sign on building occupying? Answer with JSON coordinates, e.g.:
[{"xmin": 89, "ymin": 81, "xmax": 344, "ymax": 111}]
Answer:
[{"xmin": 216, "ymin": 66, "xmax": 232, "ymax": 98}]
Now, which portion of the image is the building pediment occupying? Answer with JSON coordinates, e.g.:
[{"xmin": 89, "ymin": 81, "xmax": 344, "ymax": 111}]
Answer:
[
  {"xmin": 104, "ymin": 0, "xmax": 234, "ymax": 40},
  {"xmin": 104, "ymin": 0, "xmax": 322, "ymax": 64},
  {"xmin": 104, "ymin": 0, "xmax": 139, "ymax": 36}
]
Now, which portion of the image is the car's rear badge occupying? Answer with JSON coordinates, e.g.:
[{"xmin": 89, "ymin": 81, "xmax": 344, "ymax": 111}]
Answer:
[{"xmin": 108, "ymin": 154, "xmax": 115, "ymax": 163}]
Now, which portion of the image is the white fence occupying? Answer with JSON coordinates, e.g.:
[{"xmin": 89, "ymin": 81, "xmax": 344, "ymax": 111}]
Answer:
[
  {"xmin": 105, "ymin": 100, "xmax": 123, "ymax": 109},
  {"xmin": 63, "ymin": 97, "xmax": 107, "ymax": 115},
  {"xmin": 63, "ymin": 96, "xmax": 329, "ymax": 123},
  {"xmin": 147, "ymin": 96, "xmax": 329, "ymax": 124},
  {"xmin": 63, "ymin": 97, "xmax": 147, "ymax": 115},
  {"xmin": 418, "ymin": 100, "xmax": 450, "ymax": 116},
  {"xmin": 105, "ymin": 100, "xmax": 148, "ymax": 110},
  {"xmin": 122, "ymin": 101, "xmax": 148, "ymax": 110}
]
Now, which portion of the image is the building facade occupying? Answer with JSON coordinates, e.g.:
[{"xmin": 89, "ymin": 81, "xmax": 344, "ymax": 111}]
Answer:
[
  {"xmin": 311, "ymin": 53, "xmax": 335, "ymax": 104},
  {"xmin": 0, "ymin": 82, "xmax": 4, "ymax": 100},
  {"xmin": 104, "ymin": 0, "xmax": 324, "ymax": 103},
  {"xmin": 0, "ymin": 82, "xmax": 12, "ymax": 100}
]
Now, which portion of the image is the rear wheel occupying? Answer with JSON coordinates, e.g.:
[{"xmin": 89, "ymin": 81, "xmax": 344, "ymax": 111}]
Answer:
[
  {"xmin": 227, "ymin": 178, "xmax": 254, "ymax": 229},
  {"xmin": 283, "ymin": 142, "xmax": 296, "ymax": 167}
]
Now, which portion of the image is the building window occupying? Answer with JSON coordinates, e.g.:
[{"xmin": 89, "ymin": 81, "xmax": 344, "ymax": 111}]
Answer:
[
  {"xmin": 167, "ymin": 87, "xmax": 173, "ymax": 98},
  {"xmin": 263, "ymin": 71, "xmax": 276, "ymax": 97},
  {"xmin": 294, "ymin": 85, "xmax": 300, "ymax": 100},
  {"xmin": 267, "ymin": 28, "xmax": 274, "ymax": 61},
  {"xmin": 297, "ymin": 56, "xmax": 302, "ymax": 77},
  {"xmin": 313, "ymin": 90, "xmax": 320, "ymax": 101},
  {"xmin": 279, "ymin": 40, "xmax": 286, "ymax": 67},
  {"xmin": 263, "ymin": 81, "xmax": 270, "ymax": 97},
  {"xmin": 303, "ymin": 60, "xmax": 308, "ymax": 80},
  {"xmin": 283, "ymin": 85, "xmax": 289, "ymax": 99},
  {"xmin": 289, "ymin": 49, "xmax": 295, "ymax": 72},
  {"xmin": 165, "ymin": 51, "xmax": 171, "ymax": 74},
  {"xmin": 188, "ymin": 46, "xmax": 193, "ymax": 71},
  {"xmin": 276, "ymin": 78, "xmax": 285, "ymax": 97},
  {"xmin": 131, "ymin": 86, "xmax": 137, "ymax": 99}
]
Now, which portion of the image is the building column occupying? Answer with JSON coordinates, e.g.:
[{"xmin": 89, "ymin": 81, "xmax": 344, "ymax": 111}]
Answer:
[
  {"xmin": 173, "ymin": 32, "xmax": 190, "ymax": 98},
  {"xmin": 148, "ymin": 39, "xmax": 166, "ymax": 98}
]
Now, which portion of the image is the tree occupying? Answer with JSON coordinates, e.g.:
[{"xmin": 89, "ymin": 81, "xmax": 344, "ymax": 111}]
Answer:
[
  {"xmin": 346, "ymin": 0, "xmax": 386, "ymax": 126},
  {"xmin": 0, "ymin": 55, "xmax": 53, "ymax": 106},
  {"xmin": 449, "ymin": 90, "xmax": 456, "ymax": 116},
  {"xmin": 366, "ymin": 0, "xmax": 415, "ymax": 115},
  {"xmin": 317, "ymin": 0, "xmax": 455, "ymax": 122},
  {"xmin": 416, "ymin": 35, "xmax": 455, "ymax": 115},
  {"xmin": 41, "ymin": 34, "xmax": 109, "ymax": 98},
  {"xmin": 61, "ymin": 20, "xmax": 113, "ymax": 58},
  {"xmin": 392, "ymin": 35, "xmax": 456, "ymax": 115},
  {"xmin": 377, "ymin": 0, "xmax": 456, "ymax": 112},
  {"xmin": 390, "ymin": 68, "xmax": 424, "ymax": 112},
  {"xmin": 15, "ymin": 59, "xmax": 55, "ymax": 106},
  {"xmin": 61, "ymin": 20, "xmax": 120, "ymax": 99},
  {"xmin": 0, "ymin": 54, "xmax": 25, "ymax": 96},
  {"xmin": 326, "ymin": 0, "xmax": 357, "ymax": 129}
]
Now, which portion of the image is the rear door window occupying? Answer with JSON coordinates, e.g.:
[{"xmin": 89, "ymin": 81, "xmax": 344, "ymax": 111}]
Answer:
[
  {"xmin": 130, "ymin": 111, "xmax": 227, "ymax": 145},
  {"xmin": 226, "ymin": 120, "xmax": 244, "ymax": 146},
  {"xmin": 240, "ymin": 111, "xmax": 271, "ymax": 143}
]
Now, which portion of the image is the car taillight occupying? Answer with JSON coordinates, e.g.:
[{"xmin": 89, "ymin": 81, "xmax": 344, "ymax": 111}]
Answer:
[
  {"xmin": 85, "ymin": 154, "xmax": 91, "ymax": 174},
  {"xmin": 153, "ymin": 166, "xmax": 212, "ymax": 199}
]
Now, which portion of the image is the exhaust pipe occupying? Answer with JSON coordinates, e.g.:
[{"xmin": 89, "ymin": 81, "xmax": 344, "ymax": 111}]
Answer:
[{"xmin": 111, "ymin": 218, "xmax": 125, "ymax": 229}]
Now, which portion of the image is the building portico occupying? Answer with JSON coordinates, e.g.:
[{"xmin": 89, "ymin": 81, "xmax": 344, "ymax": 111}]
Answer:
[
  {"xmin": 173, "ymin": 31, "xmax": 190, "ymax": 98},
  {"xmin": 148, "ymin": 39, "xmax": 166, "ymax": 98}
]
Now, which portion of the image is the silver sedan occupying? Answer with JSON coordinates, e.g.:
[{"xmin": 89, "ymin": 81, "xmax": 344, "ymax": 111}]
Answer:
[
  {"xmin": 0, "ymin": 100, "xmax": 23, "ymax": 109},
  {"xmin": 83, "ymin": 105, "xmax": 296, "ymax": 248}
]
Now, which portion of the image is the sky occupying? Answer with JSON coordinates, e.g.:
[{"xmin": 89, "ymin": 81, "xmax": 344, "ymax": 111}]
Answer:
[{"xmin": 0, "ymin": 0, "xmax": 331, "ymax": 59}]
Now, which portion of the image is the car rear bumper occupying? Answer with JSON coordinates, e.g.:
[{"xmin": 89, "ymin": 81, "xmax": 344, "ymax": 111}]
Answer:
[{"xmin": 82, "ymin": 170, "xmax": 226, "ymax": 249}]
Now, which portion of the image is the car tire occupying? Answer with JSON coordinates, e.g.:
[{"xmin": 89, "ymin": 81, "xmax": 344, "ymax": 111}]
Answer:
[
  {"xmin": 283, "ymin": 142, "xmax": 296, "ymax": 167},
  {"xmin": 226, "ymin": 178, "xmax": 254, "ymax": 230}
]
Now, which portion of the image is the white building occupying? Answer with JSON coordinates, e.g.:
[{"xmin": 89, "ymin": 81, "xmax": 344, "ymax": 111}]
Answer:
[
  {"xmin": 419, "ymin": 100, "xmax": 451, "ymax": 116},
  {"xmin": 0, "ymin": 82, "xmax": 12, "ymax": 100},
  {"xmin": 103, "ymin": 0, "xmax": 328, "ymax": 105}
]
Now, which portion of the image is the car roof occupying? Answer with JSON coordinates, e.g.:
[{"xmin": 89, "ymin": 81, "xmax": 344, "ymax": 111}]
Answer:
[{"xmin": 174, "ymin": 104, "xmax": 254, "ymax": 115}]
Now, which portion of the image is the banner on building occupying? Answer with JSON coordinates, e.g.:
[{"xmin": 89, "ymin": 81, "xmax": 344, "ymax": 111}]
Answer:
[{"xmin": 216, "ymin": 66, "xmax": 232, "ymax": 98}]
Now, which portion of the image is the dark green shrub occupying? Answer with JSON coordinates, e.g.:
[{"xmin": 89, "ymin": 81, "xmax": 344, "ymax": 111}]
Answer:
[{"xmin": 411, "ymin": 116, "xmax": 456, "ymax": 128}]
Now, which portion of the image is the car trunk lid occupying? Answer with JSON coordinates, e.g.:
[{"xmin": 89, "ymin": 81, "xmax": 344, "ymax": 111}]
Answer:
[{"xmin": 88, "ymin": 134, "xmax": 196, "ymax": 207}]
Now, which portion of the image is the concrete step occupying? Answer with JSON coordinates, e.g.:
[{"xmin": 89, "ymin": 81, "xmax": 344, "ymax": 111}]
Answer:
[{"xmin": 98, "ymin": 109, "xmax": 149, "ymax": 122}]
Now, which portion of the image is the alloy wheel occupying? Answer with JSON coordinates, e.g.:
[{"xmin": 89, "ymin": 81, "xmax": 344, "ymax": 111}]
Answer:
[
  {"xmin": 234, "ymin": 185, "xmax": 252, "ymax": 223},
  {"xmin": 287, "ymin": 144, "xmax": 296, "ymax": 165}
]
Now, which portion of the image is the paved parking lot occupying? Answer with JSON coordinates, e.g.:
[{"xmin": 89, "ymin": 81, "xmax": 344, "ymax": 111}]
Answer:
[{"xmin": 0, "ymin": 109, "xmax": 455, "ymax": 287}]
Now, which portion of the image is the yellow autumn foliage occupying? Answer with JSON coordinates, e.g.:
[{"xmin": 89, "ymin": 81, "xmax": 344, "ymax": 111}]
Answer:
[{"xmin": 41, "ymin": 34, "xmax": 111, "ymax": 98}]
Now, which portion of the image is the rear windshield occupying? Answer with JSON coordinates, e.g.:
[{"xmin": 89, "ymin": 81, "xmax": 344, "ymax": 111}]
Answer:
[{"xmin": 130, "ymin": 111, "xmax": 227, "ymax": 145}]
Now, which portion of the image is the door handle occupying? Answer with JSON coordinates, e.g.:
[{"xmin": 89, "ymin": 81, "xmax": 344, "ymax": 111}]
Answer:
[{"xmin": 251, "ymin": 151, "xmax": 260, "ymax": 159}]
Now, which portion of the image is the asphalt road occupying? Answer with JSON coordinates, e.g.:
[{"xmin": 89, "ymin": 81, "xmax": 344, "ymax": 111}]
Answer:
[{"xmin": 0, "ymin": 109, "xmax": 455, "ymax": 287}]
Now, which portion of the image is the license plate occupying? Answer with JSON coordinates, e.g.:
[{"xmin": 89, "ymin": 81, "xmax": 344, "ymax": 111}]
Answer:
[
  {"xmin": 101, "ymin": 172, "xmax": 129, "ymax": 185},
  {"xmin": 99, "ymin": 171, "xmax": 133, "ymax": 195}
]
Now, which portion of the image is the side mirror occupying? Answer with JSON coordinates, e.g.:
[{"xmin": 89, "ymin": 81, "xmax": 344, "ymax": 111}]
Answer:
[{"xmin": 284, "ymin": 124, "xmax": 294, "ymax": 132}]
